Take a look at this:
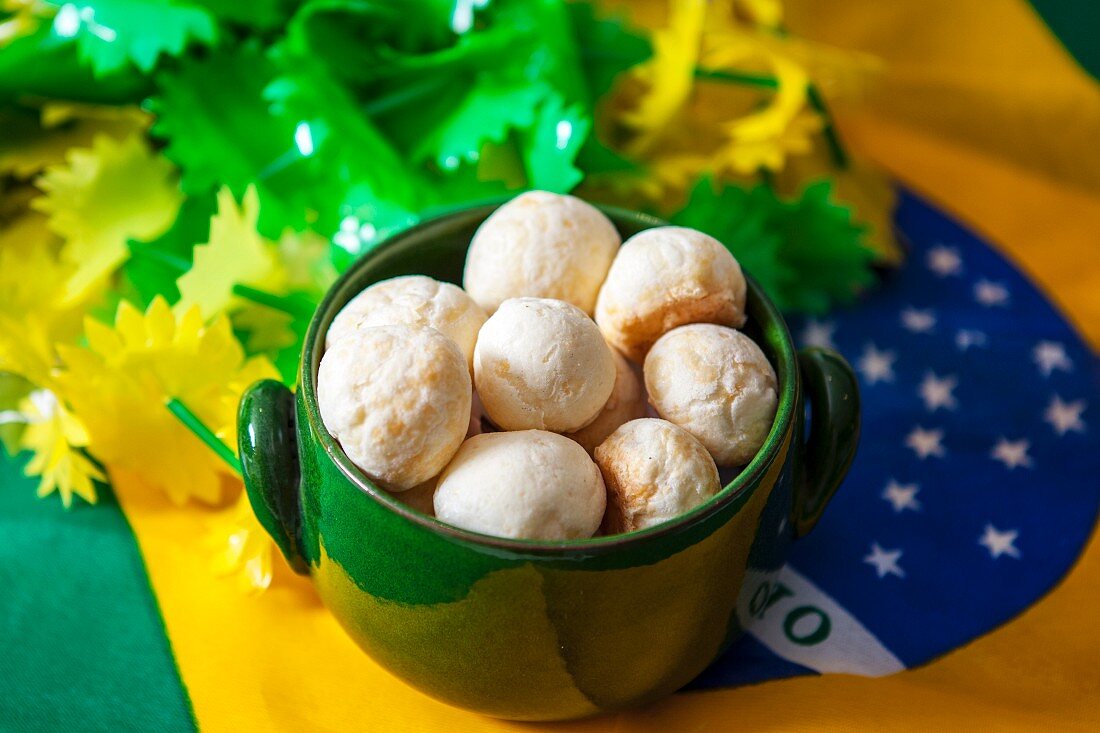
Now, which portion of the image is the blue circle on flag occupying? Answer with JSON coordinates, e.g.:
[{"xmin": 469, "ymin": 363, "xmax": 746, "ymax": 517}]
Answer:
[{"xmin": 689, "ymin": 190, "xmax": 1100, "ymax": 689}]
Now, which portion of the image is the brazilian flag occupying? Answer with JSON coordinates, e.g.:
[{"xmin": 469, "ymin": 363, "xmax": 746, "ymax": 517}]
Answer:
[{"xmin": 2, "ymin": 1, "xmax": 1098, "ymax": 730}]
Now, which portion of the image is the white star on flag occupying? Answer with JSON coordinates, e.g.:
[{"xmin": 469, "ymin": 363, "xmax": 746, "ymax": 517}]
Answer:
[
  {"xmin": 900, "ymin": 307, "xmax": 936, "ymax": 334},
  {"xmin": 800, "ymin": 319, "xmax": 836, "ymax": 350},
  {"xmin": 906, "ymin": 426, "xmax": 945, "ymax": 459},
  {"xmin": 882, "ymin": 480, "xmax": 921, "ymax": 512},
  {"xmin": 918, "ymin": 372, "xmax": 958, "ymax": 411},
  {"xmin": 973, "ymin": 279, "xmax": 1010, "ymax": 307},
  {"xmin": 955, "ymin": 329, "xmax": 988, "ymax": 351},
  {"xmin": 864, "ymin": 543, "xmax": 906, "ymax": 578},
  {"xmin": 1032, "ymin": 341, "xmax": 1072, "ymax": 377},
  {"xmin": 1043, "ymin": 396, "xmax": 1086, "ymax": 436},
  {"xmin": 926, "ymin": 245, "xmax": 962, "ymax": 277},
  {"xmin": 979, "ymin": 524, "xmax": 1021, "ymax": 559},
  {"xmin": 857, "ymin": 343, "xmax": 896, "ymax": 384},
  {"xmin": 991, "ymin": 437, "xmax": 1033, "ymax": 469}
]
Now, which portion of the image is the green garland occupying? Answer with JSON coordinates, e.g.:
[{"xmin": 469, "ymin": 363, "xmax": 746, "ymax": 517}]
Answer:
[{"xmin": 1, "ymin": 0, "xmax": 893, "ymax": 383}]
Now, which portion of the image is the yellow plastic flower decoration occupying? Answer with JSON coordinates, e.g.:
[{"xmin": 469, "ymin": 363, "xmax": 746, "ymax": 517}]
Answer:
[
  {"xmin": 749, "ymin": 32, "xmax": 883, "ymax": 101},
  {"xmin": 1, "ymin": 103, "xmax": 148, "ymax": 179},
  {"xmin": 620, "ymin": 0, "xmax": 706, "ymax": 155},
  {"xmin": 0, "ymin": 178, "xmax": 38, "ymax": 222},
  {"xmin": 176, "ymin": 185, "xmax": 287, "ymax": 318},
  {"xmin": 0, "ymin": 0, "xmax": 46, "ymax": 49},
  {"xmin": 701, "ymin": 34, "xmax": 823, "ymax": 176},
  {"xmin": 277, "ymin": 228, "xmax": 337, "ymax": 296},
  {"xmin": 33, "ymin": 133, "xmax": 183, "ymax": 301},
  {"xmin": 54, "ymin": 297, "xmax": 278, "ymax": 506},
  {"xmin": 207, "ymin": 490, "xmax": 274, "ymax": 593},
  {"xmin": 18, "ymin": 389, "xmax": 104, "ymax": 507},
  {"xmin": 717, "ymin": 108, "xmax": 823, "ymax": 176},
  {"xmin": 0, "ymin": 211, "xmax": 88, "ymax": 386},
  {"xmin": 609, "ymin": 0, "xmax": 823, "ymax": 202},
  {"xmin": 619, "ymin": 152, "xmax": 711, "ymax": 205},
  {"xmin": 732, "ymin": 0, "xmax": 782, "ymax": 29},
  {"xmin": 608, "ymin": 0, "xmax": 882, "ymax": 208}
]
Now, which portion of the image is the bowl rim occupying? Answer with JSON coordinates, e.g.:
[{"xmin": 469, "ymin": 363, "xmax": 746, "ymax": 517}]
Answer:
[{"xmin": 298, "ymin": 201, "xmax": 799, "ymax": 556}]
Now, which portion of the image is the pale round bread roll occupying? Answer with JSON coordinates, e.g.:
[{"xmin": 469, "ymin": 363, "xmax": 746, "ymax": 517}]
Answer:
[
  {"xmin": 318, "ymin": 324, "xmax": 471, "ymax": 491},
  {"xmin": 565, "ymin": 350, "xmax": 647, "ymax": 454},
  {"xmin": 463, "ymin": 191, "xmax": 621, "ymax": 315},
  {"xmin": 595, "ymin": 418, "xmax": 721, "ymax": 534},
  {"xmin": 474, "ymin": 297, "xmax": 616, "ymax": 432},
  {"xmin": 644, "ymin": 324, "xmax": 777, "ymax": 466},
  {"xmin": 595, "ymin": 226, "xmax": 747, "ymax": 362},
  {"xmin": 325, "ymin": 275, "xmax": 487, "ymax": 371},
  {"xmin": 434, "ymin": 431, "xmax": 606, "ymax": 540}
]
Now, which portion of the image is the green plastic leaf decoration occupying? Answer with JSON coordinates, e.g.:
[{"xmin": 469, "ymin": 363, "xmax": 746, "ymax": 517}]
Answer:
[
  {"xmin": 0, "ymin": 23, "xmax": 152, "ymax": 104},
  {"xmin": 411, "ymin": 79, "xmax": 589, "ymax": 193},
  {"xmin": 151, "ymin": 44, "xmax": 289, "ymax": 196},
  {"xmin": 773, "ymin": 181, "xmax": 877, "ymax": 312},
  {"xmin": 264, "ymin": 53, "xmax": 426, "ymax": 249},
  {"xmin": 521, "ymin": 94, "xmax": 591, "ymax": 192},
  {"xmin": 151, "ymin": 43, "xmax": 313, "ymax": 238},
  {"xmin": 414, "ymin": 79, "xmax": 549, "ymax": 169},
  {"xmin": 574, "ymin": 133, "xmax": 639, "ymax": 177},
  {"xmin": 671, "ymin": 178, "xmax": 875, "ymax": 313},
  {"xmin": 283, "ymin": 0, "xmax": 593, "ymax": 194},
  {"xmin": 446, "ymin": 0, "xmax": 591, "ymax": 191},
  {"xmin": 284, "ymin": 0, "xmax": 472, "ymax": 85},
  {"xmin": 418, "ymin": 156, "xmax": 514, "ymax": 221},
  {"xmin": 123, "ymin": 193, "xmax": 216, "ymax": 306},
  {"xmin": 471, "ymin": 139, "xmax": 528, "ymax": 189},
  {"xmin": 568, "ymin": 1, "xmax": 651, "ymax": 101},
  {"xmin": 231, "ymin": 303, "xmax": 308, "ymax": 384},
  {"xmin": 42, "ymin": 0, "xmax": 217, "ymax": 77},
  {"xmin": 567, "ymin": 2, "xmax": 650, "ymax": 177},
  {"xmin": 494, "ymin": 0, "xmax": 587, "ymax": 105},
  {"xmin": 191, "ymin": 0, "xmax": 298, "ymax": 30}
]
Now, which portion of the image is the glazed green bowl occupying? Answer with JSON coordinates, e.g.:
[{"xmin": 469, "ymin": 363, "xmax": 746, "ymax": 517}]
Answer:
[{"xmin": 237, "ymin": 204, "xmax": 860, "ymax": 721}]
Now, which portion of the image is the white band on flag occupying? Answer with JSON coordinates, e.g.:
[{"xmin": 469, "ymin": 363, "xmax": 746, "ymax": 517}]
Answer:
[{"xmin": 739, "ymin": 564, "xmax": 905, "ymax": 677}]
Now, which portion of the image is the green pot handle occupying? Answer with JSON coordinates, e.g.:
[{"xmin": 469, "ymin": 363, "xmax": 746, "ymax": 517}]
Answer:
[
  {"xmin": 792, "ymin": 347, "xmax": 861, "ymax": 538},
  {"xmin": 238, "ymin": 379, "xmax": 309, "ymax": 575}
]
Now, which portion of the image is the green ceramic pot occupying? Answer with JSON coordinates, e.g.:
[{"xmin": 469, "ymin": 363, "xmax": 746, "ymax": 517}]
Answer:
[{"xmin": 237, "ymin": 204, "xmax": 860, "ymax": 721}]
